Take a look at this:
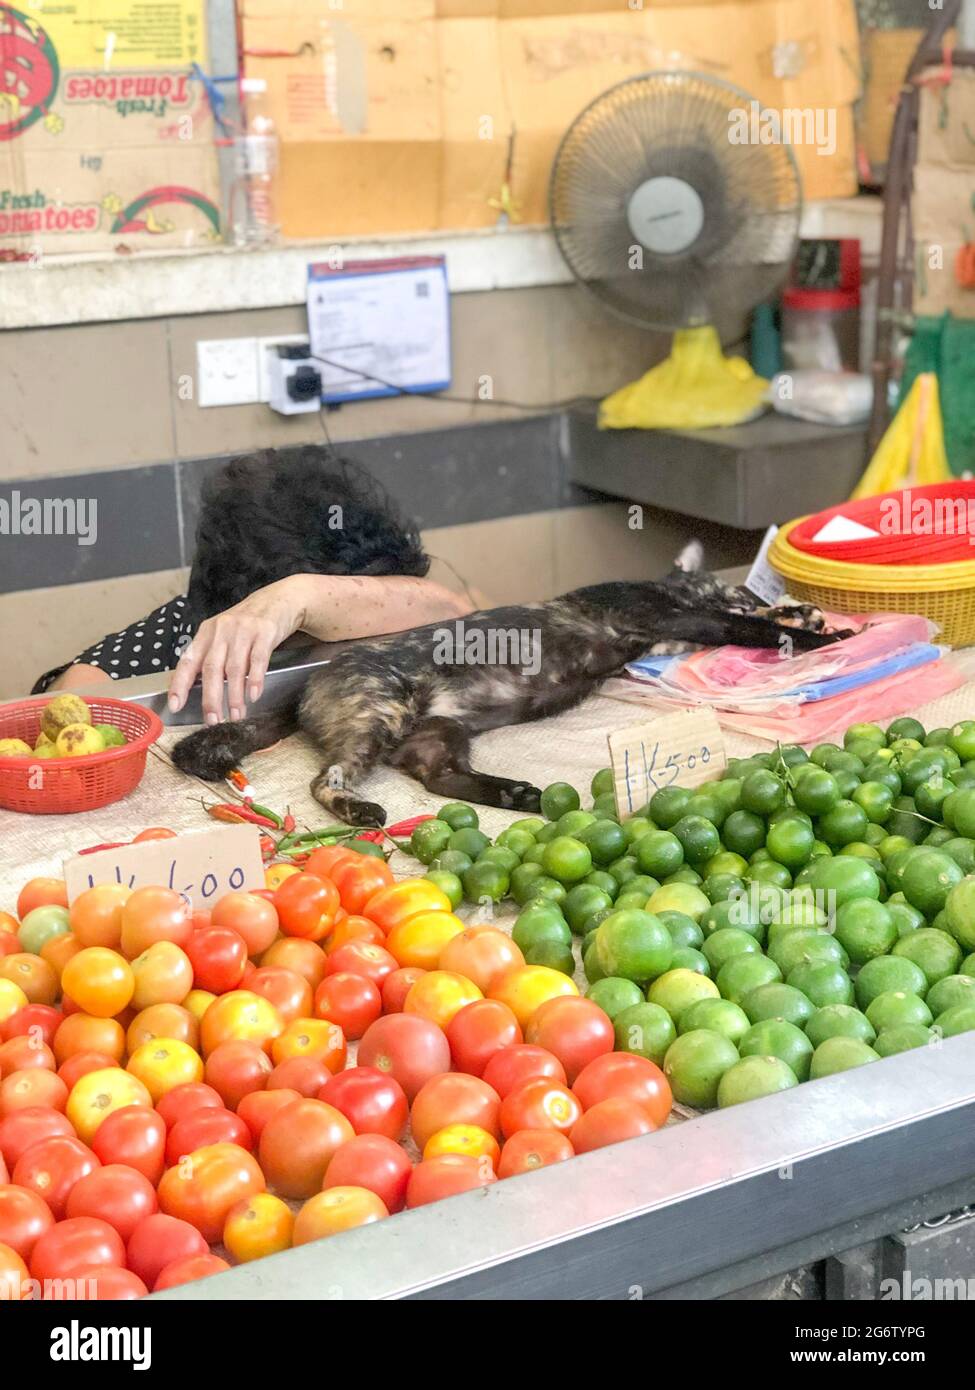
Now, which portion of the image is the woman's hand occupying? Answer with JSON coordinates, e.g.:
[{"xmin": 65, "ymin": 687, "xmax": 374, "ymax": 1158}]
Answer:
[{"xmin": 168, "ymin": 577, "xmax": 309, "ymax": 724}]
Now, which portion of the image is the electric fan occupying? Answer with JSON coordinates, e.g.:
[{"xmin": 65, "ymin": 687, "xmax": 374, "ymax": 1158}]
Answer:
[{"xmin": 550, "ymin": 72, "xmax": 802, "ymax": 340}]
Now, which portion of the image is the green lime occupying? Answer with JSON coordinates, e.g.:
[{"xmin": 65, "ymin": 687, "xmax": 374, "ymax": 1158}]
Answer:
[
  {"xmin": 512, "ymin": 905, "xmax": 572, "ymax": 955},
  {"xmin": 933, "ymin": 1003, "xmax": 975, "ymax": 1037},
  {"xmin": 614, "ymin": 891, "xmax": 651, "ymax": 913},
  {"xmin": 805, "ymin": 1004, "xmax": 875, "ymax": 1048},
  {"xmin": 410, "ymin": 819, "xmax": 453, "ymax": 863},
  {"xmin": 834, "ymin": 899, "xmax": 897, "ymax": 965},
  {"xmin": 587, "ymin": 976, "xmax": 643, "ymax": 1019},
  {"xmin": 510, "ymin": 862, "xmax": 549, "ymax": 906},
  {"xmin": 634, "ymin": 830, "xmax": 684, "ymax": 879},
  {"xmin": 927, "ymin": 973, "xmax": 975, "ymax": 1016},
  {"xmin": 947, "ymin": 720, "xmax": 975, "ymax": 761},
  {"xmin": 765, "ymin": 816, "xmax": 815, "ymax": 871},
  {"xmin": 462, "ymin": 860, "xmax": 509, "ymax": 903},
  {"xmin": 595, "ymin": 908, "xmax": 673, "ymax": 984},
  {"xmin": 747, "ymin": 860, "xmax": 793, "ymax": 890},
  {"xmin": 704, "ymin": 851, "xmax": 749, "ymax": 878},
  {"xmin": 578, "ymin": 818, "xmax": 627, "ymax": 867},
  {"xmin": 855, "ymin": 955, "xmax": 928, "ymax": 1009},
  {"xmin": 945, "ymin": 878, "xmax": 975, "ymax": 951},
  {"xmin": 535, "ymin": 822, "xmax": 561, "ymax": 845},
  {"xmin": 663, "ymin": 1029, "xmax": 740, "ymax": 1109},
  {"xmin": 806, "ymin": 855, "xmax": 881, "ymax": 910},
  {"xmin": 672, "ymin": 815, "xmax": 720, "ymax": 865},
  {"xmin": 590, "ymin": 767, "xmax": 615, "ymax": 800},
  {"xmin": 786, "ymin": 960, "xmax": 853, "ymax": 1008},
  {"xmin": 478, "ymin": 845, "xmax": 520, "ymax": 874},
  {"xmin": 648, "ymin": 786, "xmax": 691, "ymax": 829},
  {"xmin": 449, "ymin": 827, "xmax": 490, "ymax": 858},
  {"xmin": 865, "ymin": 763, "xmax": 903, "ymax": 796},
  {"xmin": 701, "ymin": 898, "xmax": 763, "ymax": 942},
  {"xmin": 792, "ymin": 768, "xmax": 841, "ymax": 818},
  {"xmin": 524, "ymin": 879, "xmax": 568, "ymax": 909},
  {"xmin": 541, "ymin": 836, "xmax": 592, "ymax": 885},
  {"xmin": 591, "ymin": 794, "xmax": 619, "ymax": 819},
  {"xmin": 438, "ymin": 802, "xmax": 479, "ymax": 830},
  {"xmin": 494, "ymin": 826, "xmax": 536, "ymax": 858},
  {"xmin": 717, "ymin": 1055, "xmax": 797, "ymax": 1108},
  {"xmin": 942, "ymin": 838, "xmax": 975, "ymax": 876},
  {"xmin": 562, "ymin": 883, "xmax": 613, "ymax": 935},
  {"xmin": 864, "ymin": 990, "xmax": 932, "ymax": 1033},
  {"xmin": 888, "ymin": 716, "xmax": 926, "ymax": 743},
  {"xmin": 737, "ymin": 768, "xmax": 785, "ymax": 817},
  {"xmin": 878, "ymin": 834, "xmax": 913, "ymax": 862},
  {"xmin": 899, "ymin": 849, "xmax": 964, "ymax": 919},
  {"xmin": 809, "ymin": 1036, "xmax": 879, "ymax": 1078},
  {"xmin": 520, "ymin": 843, "xmax": 548, "ymax": 868},
  {"xmin": 512, "ymin": 816, "xmax": 546, "ymax": 836},
  {"xmin": 716, "ymin": 953, "xmax": 782, "ymax": 1005},
  {"xmin": 656, "ymin": 911, "xmax": 703, "ymax": 951},
  {"xmin": 852, "ymin": 781, "xmax": 894, "ymax": 825},
  {"xmin": 539, "ymin": 782, "xmax": 580, "ymax": 821},
  {"xmin": 817, "ymin": 800, "xmax": 869, "ymax": 849},
  {"xmin": 702, "ymin": 927, "xmax": 761, "ymax": 975},
  {"xmin": 738, "ymin": 1019, "xmax": 814, "ymax": 1081},
  {"xmin": 926, "ymin": 727, "xmax": 952, "ymax": 748},
  {"xmin": 424, "ymin": 869, "xmax": 463, "ymax": 909},
  {"xmin": 614, "ymin": 1002, "xmax": 676, "ymax": 1065},
  {"xmin": 684, "ymin": 791, "xmax": 727, "ymax": 829},
  {"xmin": 583, "ymin": 942, "xmax": 605, "ymax": 984},
  {"xmin": 914, "ymin": 777, "xmax": 956, "ymax": 822},
  {"xmin": 768, "ymin": 891, "xmax": 827, "ymax": 932},
  {"xmin": 646, "ymin": 967, "xmax": 719, "ymax": 1022},
  {"xmin": 886, "ymin": 796, "xmax": 927, "ymax": 844},
  {"xmin": 555, "ymin": 810, "xmax": 596, "ymax": 840},
  {"xmin": 886, "ymin": 899, "xmax": 924, "ymax": 940},
  {"xmin": 524, "ymin": 940, "xmax": 575, "ymax": 975},
  {"xmin": 646, "ymin": 883, "xmax": 710, "ymax": 922},
  {"xmin": 621, "ymin": 817, "xmax": 653, "ymax": 847},
  {"xmin": 621, "ymin": 875, "xmax": 661, "ymax": 900},
  {"xmin": 679, "ymin": 996, "xmax": 750, "ymax": 1045},
  {"xmin": 671, "ymin": 947, "xmax": 710, "ymax": 975},
  {"xmin": 608, "ymin": 855, "xmax": 639, "ymax": 888},
  {"xmin": 892, "ymin": 928, "xmax": 963, "ymax": 987},
  {"xmin": 743, "ymin": 982, "xmax": 814, "ymax": 1027},
  {"xmin": 721, "ymin": 810, "xmax": 766, "ymax": 858},
  {"xmin": 583, "ymin": 869, "xmax": 618, "ymax": 896},
  {"xmin": 769, "ymin": 928, "xmax": 846, "ymax": 977},
  {"xmin": 664, "ymin": 867, "xmax": 703, "ymax": 887},
  {"xmin": 875, "ymin": 1024, "xmax": 935, "ymax": 1057},
  {"xmin": 703, "ymin": 873, "xmax": 746, "ymax": 905},
  {"xmin": 431, "ymin": 849, "xmax": 474, "ymax": 876}
]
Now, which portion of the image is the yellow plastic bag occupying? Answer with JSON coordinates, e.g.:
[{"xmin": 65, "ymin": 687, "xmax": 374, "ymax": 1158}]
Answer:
[
  {"xmin": 598, "ymin": 325, "xmax": 769, "ymax": 431},
  {"xmin": 851, "ymin": 372, "xmax": 950, "ymax": 498}
]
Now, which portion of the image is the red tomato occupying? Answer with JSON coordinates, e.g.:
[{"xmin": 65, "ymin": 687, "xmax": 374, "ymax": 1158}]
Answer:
[
  {"xmin": 0, "ymin": 1239, "xmax": 27, "ymax": 1299},
  {"xmin": 406, "ymin": 1153, "xmax": 496, "ymax": 1208},
  {"xmin": 125, "ymin": 1213, "xmax": 208, "ymax": 1289},
  {"xmin": 57, "ymin": 1052, "xmax": 120, "ymax": 1091},
  {"xmin": 482, "ymin": 1044, "xmax": 567, "ymax": 1099},
  {"xmin": 266, "ymin": 1056, "xmax": 332, "ymax": 1097},
  {"xmin": 247, "ymin": 966, "xmax": 312, "ymax": 1024},
  {"xmin": 411, "ymin": 1073, "xmax": 501, "ymax": 1151},
  {"xmin": 318, "ymin": 1067, "xmax": 409, "ymax": 1141},
  {"xmin": 1, "ymin": 1003, "xmax": 62, "ymax": 1046},
  {"xmin": 259, "ymin": 938, "xmax": 327, "ymax": 990},
  {"xmin": 0, "ymin": 1106, "xmax": 75, "ymax": 1168},
  {"xmin": 439, "ymin": 927, "xmax": 525, "ymax": 995},
  {"xmin": 17, "ymin": 878, "xmax": 68, "ymax": 920},
  {"xmin": 303, "ymin": 845, "xmax": 358, "ymax": 879},
  {"xmin": 0, "ymin": 935, "xmax": 22, "ymax": 960},
  {"xmin": 185, "ymin": 926, "xmax": 248, "ymax": 995},
  {"xmin": 0, "ymin": 1067, "xmax": 67, "ymax": 1117},
  {"xmin": 166, "ymin": 1108, "xmax": 253, "ymax": 1165},
  {"xmin": 0, "ymin": 1183, "xmax": 55, "ymax": 1260},
  {"xmin": 154, "ymin": 1253, "xmax": 230, "ymax": 1291},
  {"xmin": 71, "ymin": 1264, "xmax": 147, "ymax": 1300},
  {"xmin": 357, "ymin": 1014, "xmax": 451, "ymax": 1102},
  {"xmin": 30, "ymin": 1215, "xmax": 124, "ymax": 1282},
  {"xmin": 157, "ymin": 1142, "xmax": 265, "ymax": 1243},
  {"xmin": 447, "ymin": 999, "xmax": 522, "ymax": 1077},
  {"xmin": 0, "ymin": 1036, "xmax": 56, "ymax": 1078},
  {"xmin": 570, "ymin": 1097, "xmax": 659, "ymax": 1154},
  {"xmin": 328, "ymin": 857, "xmax": 394, "ymax": 915},
  {"xmin": 525, "ymin": 996, "xmax": 614, "ymax": 1084},
  {"xmin": 154, "ymin": 1081, "xmax": 223, "ymax": 1131},
  {"xmin": 363, "ymin": 880, "xmax": 451, "ymax": 934},
  {"xmin": 572, "ymin": 1053, "xmax": 672, "ymax": 1129},
  {"xmin": 381, "ymin": 967, "xmax": 425, "ymax": 1014},
  {"xmin": 211, "ymin": 891, "xmax": 279, "ymax": 957},
  {"xmin": 65, "ymin": 1164, "xmax": 158, "ymax": 1242},
  {"xmin": 274, "ymin": 874, "xmax": 340, "ymax": 943},
  {"xmin": 119, "ymin": 887, "xmax": 192, "ymax": 959},
  {"xmin": 313, "ymin": 973, "xmax": 382, "ymax": 1039},
  {"xmin": 499, "ymin": 1080, "xmax": 581, "ymax": 1139},
  {"xmin": 497, "ymin": 1129, "xmax": 575, "ymax": 1179},
  {"xmin": 323, "ymin": 1134, "xmax": 412, "ymax": 1213},
  {"xmin": 12, "ymin": 1135, "xmax": 100, "ymax": 1219},
  {"xmin": 236, "ymin": 1088, "xmax": 301, "ymax": 1144},
  {"xmin": 258, "ymin": 1098, "xmax": 354, "ymax": 1199},
  {"xmin": 325, "ymin": 941, "xmax": 396, "ymax": 987},
  {"xmin": 325, "ymin": 915, "xmax": 385, "ymax": 955},
  {"xmin": 204, "ymin": 1039, "xmax": 272, "ymax": 1109},
  {"xmin": 90, "ymin": 1107, "xmax": 166, "ymax": 1185}
]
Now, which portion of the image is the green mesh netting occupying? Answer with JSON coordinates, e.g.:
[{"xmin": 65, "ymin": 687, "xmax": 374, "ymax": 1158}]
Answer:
[{"xmin": 900, "ymin": 314, "xmax": 975, "ymax": 476}]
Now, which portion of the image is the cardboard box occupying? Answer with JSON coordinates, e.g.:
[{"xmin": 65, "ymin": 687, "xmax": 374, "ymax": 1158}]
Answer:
[
  {"xmin": 913, "ymin": 70, "xmax": 975, "ymax": 321},
  {"xmin": 0, "ymin": 0, "xmax": 220, "ymax": 255}
]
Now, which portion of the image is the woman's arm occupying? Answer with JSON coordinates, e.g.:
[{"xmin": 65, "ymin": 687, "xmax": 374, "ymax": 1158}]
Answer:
[
  {"xmin": 47, "ymin": 663, "xmax": 114, "ymax": 692},
  {"xmin": 167, "ymin": 573, "xmax": 476, "ymax": 724}
]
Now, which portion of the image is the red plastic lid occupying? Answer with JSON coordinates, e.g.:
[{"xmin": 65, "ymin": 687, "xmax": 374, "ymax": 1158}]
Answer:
[
  {"xmin": 782, "ymin": 287, "xmax": 860, "ymax": 311},
  {"xmin": 787, "ymin": 482, "xmax": 975, "ymax": 565}
]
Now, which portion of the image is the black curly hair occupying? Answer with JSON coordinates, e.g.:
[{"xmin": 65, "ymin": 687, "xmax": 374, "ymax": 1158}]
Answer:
[{"xmin": 185, "ymin": 446, "xmax": 430, "ymax": 626}]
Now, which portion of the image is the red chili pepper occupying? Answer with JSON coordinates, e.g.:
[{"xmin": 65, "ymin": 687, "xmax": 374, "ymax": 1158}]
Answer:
[
  {"xmin": 206, "ymin": 802, "xmax": 280, "ymax": 829},
  {"xmin": 385, "ymin": 814, "xmax": 435, "ymax": 837},
  {"xmin": 354, "ymin": 829, "xmax": 385, "ymax": 843},
  {"xmin": 78, "ymin": 841, "xmax": 129, "ymax": 855},
  {"xmin": 282, "ymin": 812, "xmax": 296, "ymax": 834},
  {"xmin": 207, "ymin": 805, "xmax": 250, "ymax": 824},
  {"xmin": 259, "ymin": 834, "xmax": 277, "ymax": 858}
]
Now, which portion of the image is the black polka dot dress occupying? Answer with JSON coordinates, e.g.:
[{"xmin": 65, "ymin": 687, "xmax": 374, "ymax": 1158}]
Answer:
[{"xmin": 32, "ymin": 596, "xmax": 195, "ymax": 694}]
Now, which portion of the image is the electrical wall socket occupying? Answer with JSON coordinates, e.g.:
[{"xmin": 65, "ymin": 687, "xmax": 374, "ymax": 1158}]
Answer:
[
  {"xmin": 257, "ymin": 334, "xmax": 311, "ymax": 403},
  {"xmin": 197, "ymin": 338, "xmax": 260, "ymax": 408}
]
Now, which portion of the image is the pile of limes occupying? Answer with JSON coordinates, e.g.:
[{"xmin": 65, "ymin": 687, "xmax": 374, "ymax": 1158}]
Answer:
[{"xmin": 410, "ymin": 717, "xmax": 975, "ymax": 1109}]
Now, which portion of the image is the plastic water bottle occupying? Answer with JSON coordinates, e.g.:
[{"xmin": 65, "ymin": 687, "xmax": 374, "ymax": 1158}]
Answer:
[{"xmin": 229, "ymin": 85, "xmax": 280, "ymax": 248}]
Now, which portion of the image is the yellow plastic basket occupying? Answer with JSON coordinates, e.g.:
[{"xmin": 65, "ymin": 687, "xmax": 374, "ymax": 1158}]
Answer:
[{"xmin": 769, "ymin": 520, "xmax": 975, "ymax": 648}]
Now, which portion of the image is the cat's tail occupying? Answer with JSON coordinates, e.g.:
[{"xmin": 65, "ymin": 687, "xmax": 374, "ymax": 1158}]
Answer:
[{"xmin": 171, "ymin": 692, "xmax": 301, "ymax": 782}]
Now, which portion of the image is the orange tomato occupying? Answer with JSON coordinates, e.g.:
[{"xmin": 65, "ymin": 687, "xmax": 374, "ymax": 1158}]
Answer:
[
  {"xmin": 222, "ymin": 1192, "xmax": 294, "ymax": 1263},
  {"xmin": 210, "ymin": 892, "xmax": 280, "ymax": 958},
  {"xmin": 17, "ymin": 878, "xmax": 68, "ymax": 921},
  {"xmin": 66, "ymin": 1066, "xmax": 152, "ymax": 1143},
  {"xmin": 403, "ymin": 971, "xmax": 482, "ymax": 1032},
  {"xmin": 324, "ymin": 915, "xmax": 385, "ymax": 954},
  {"xmin": 489, "ymin": 966, "xmax": 579, "ymax": 1030},
  {"xmin": 273, "ymin": 874, "xmax": 340, "ymax": 943},
  {"xmin": 61, "ymin": 948, "xmax": 135, "ymax": 1019},
  {"xmin": 157, "ymin": 1142, "xmax": 265, "ymax": 1244},
  {"xmin": 363, "ymin": 879, "xmax": 452, "ymax": 934},
  {"xmin": 126, "ymin": 1003, "xmax": 199, "ymax": 1054},
  {"xmin": 260, "ymin": 938, "xmax": 328, "ymax": 990},
  {"xmin": 329, "ymin": 857, "xmax": 395, "ymax": 916},
  {"xmin": 0, "ymin": 1067, "xmax": 68, "ymax": 1117},
  {"xmin": 385, "ymin": 911, "xmax": 465, "ymax": 971},
  {"xmin": 423, "ymin": 1123, "xmax": 501, "ymax": 1168},
  {"xmin": 0, "ymin": 1036, "xmax": 56, "ymax": 1078},
  {"xmin": 0, "ymin": 912, "xmax": 19, "ymax": 936},
  {"xmin": 411, "ymin": 1073, "xmax": 501, "ymax": 1151},
  {"xmin": 119, "ymin": 887, "xmax": 192, "ymax": 959},
  {"xmin": 40, "ymin": 932, "xmax": 83, "ymax": 980},
  {"xmin": 69, "ymin": 884, "xmax": 131, "ymax": 950},
  {"xmin": 199, "ymin": 990, "xmax": 283, "ymax": 1058},
  {"xmin": 439, "ymin": 928, "xmax": 525, "ymax": 993},
  {"xmin": 292, "ymin": 1186, "xmax": 387, "ymax": 1244},
  {"xmin": 0, "ymin": 953, "xmax": 58, "ymax": 1006},
  {"xmin": 183, "ymin": 989, "xmax": 216, "ymax": 1022},
  {"xmin": 129, "ymin": 941, "xmax": 193, "ymax": 1010},
  {"xmin": 247, "ymin": 966, "xmax": 313, "ymax": 1024},
  {"xmin": 131, "ymin": 827, "xmax": 177, "ymax": 842},
  {"xmin": 270, "ymin": 1018, "xmax": 346, "ymax": 1074},
  {"xmin": 257, "ymin": 1098, "xmax": 354, "ymax": 1199},
  {"xmin": 0, "ymin": 1241, "xmax": 29, "ymax": 1300},
  {"xmin": 58, "ymin": 1051, "xmax": 120, "ymax": 1091},
  {"xmin": 302, "ymin": 845, "xmax": 358, "ymax": 879},
  {"xmin": 127, "ymin": 1039, "xmax": 204, "ymax": 1103},
  {"xmin": 53, "ymin": 1012, "xmax": 126, "ymax": 1066},
  {"xmin": 264, "ymin": 863, "xmax": 301, "ymax": 892},
  {"xmin": 0, "ymin": 980, "xmax": 29, "ymax": 1026}
]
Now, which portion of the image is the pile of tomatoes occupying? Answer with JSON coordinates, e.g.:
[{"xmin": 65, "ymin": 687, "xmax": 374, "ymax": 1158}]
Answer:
[{"xmin": 0, "ymin": 842, "xmax": 672, "ymax": 1299}]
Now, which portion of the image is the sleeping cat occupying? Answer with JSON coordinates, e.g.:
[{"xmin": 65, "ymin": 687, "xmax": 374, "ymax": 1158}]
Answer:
[{"xmin": 172, "ymin": 551, "xmax": 841, "ymax": 825}]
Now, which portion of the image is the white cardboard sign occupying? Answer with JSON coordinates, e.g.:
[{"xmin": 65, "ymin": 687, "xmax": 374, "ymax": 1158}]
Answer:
[
  {"xmin": 608, "ymin": 710, "xmax": 726, "ymax": 817},
  {"xmin": 64, "ymin": 825, "xmax": 265, "ymax": 909}
]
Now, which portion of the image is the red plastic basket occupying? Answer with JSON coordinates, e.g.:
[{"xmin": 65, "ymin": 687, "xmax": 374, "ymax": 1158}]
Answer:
[
  {"xmin": 786, "ymin": 482, "xmax": 975, "ymax": 566},
  {"xmin": 0, "ymin": 697, "xmax": 163, "ymax": 815}
]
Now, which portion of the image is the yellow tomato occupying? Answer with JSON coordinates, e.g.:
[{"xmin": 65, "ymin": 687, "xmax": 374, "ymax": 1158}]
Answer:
[
  {"xmin": 403, "ymin": 970, "xmax": 482, "ymax": 1031},
  {"xmin": 66, "ymin": 1066, "xmax": 152, "ymax": 1144},
  {"xmin": 385, "ymin": 910, "xmax": 465, "ymax": 970},
  {"xmin": 423, "ymin": 1123, "xmax": 501, "ymax": 1168},
  {"xmin": 362, "ymin": 880, "xmax": 452, "ymax": 933},
  {"xmin": 293, "ymin": 1187, "xmax": 387, "ymax": 1244},
  {"xmin": 265, "ymin": 864, "xmax": 301, "ymax": 892},
  {"xmin": 0, "ymin": 953, "xmax": 58, "ymax": 1006},
  {"xmin": 0, "ymin": 979, "xmax": 28, "ymax": 1025},
  {"xmin": 223, "ymin": 1192, "xmax": 294, "ymax": 1263},
  {"xmin": 199, "ymin": 990, "xmax": 284, "ymax": 1058},
  {"xmin": 489, "ymin": 965, "xmax": 579, "ymax": 1029},
  {"xmin": 61, "ymin": 947, "xmax": 135, "ymax": 1018},
  {"xmin": 126, "ymin": 1038, "xmax": 204, "ymax": 1102},
  {"xmin": 130, "ymin": 941, "xmax": 193, "ymax": 1010},
  {"xmin": 270, "ymin": 1017, "xmax": 346, "ymax": 1073},
  {"xmin": 183, "ymin": 989, "xmax": 216, "ymax": 1021}
]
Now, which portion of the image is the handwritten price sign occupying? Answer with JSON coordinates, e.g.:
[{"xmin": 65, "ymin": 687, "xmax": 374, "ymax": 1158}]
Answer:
[
  {"xmin": 607, "ymin": 710, "xmax": 726, "ymax": 816},
  {"xmin": 64, "ymin": 825, "xmax": 265, "ymax": 909}
]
